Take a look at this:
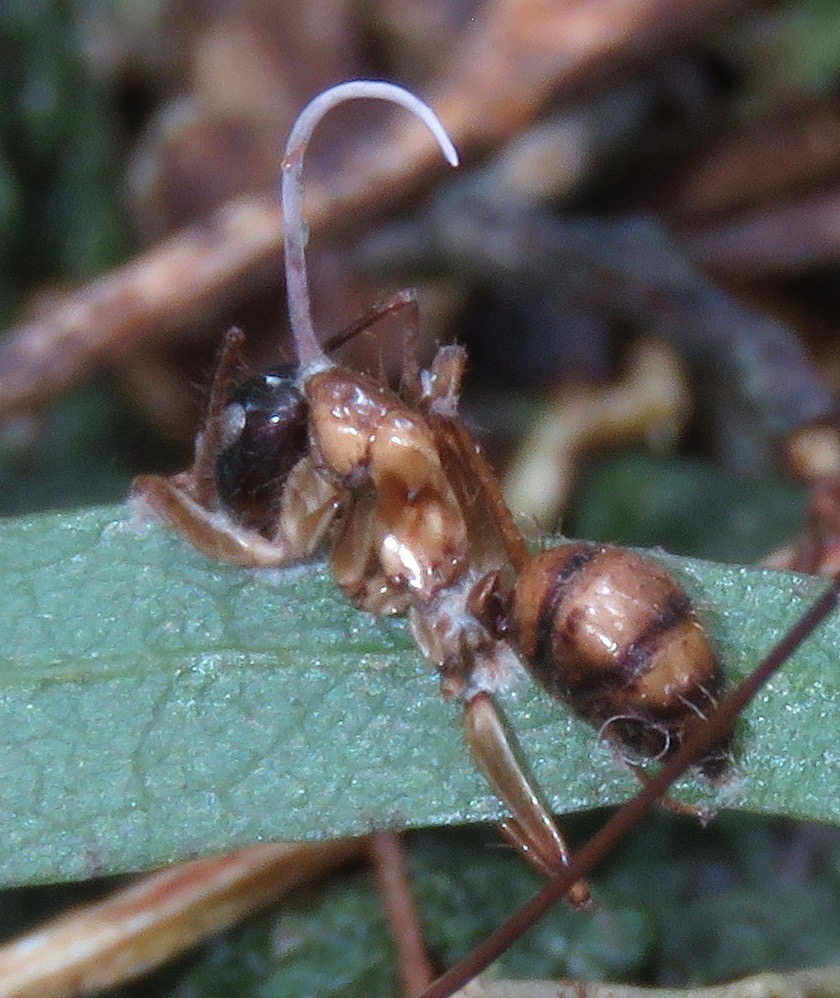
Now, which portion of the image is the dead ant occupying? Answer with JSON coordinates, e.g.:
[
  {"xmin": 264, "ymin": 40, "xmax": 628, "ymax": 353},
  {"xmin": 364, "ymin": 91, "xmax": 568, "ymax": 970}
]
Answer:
[{"xmin": 132, "ymin": 80, "xmax": 732, "ymax": 909}]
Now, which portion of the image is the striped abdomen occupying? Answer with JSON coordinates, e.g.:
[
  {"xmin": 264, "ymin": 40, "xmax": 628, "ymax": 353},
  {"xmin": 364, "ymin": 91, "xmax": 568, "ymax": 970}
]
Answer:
[{"xmin": 512, "ymin": 542, "xmax": 730, "ymax": 777}]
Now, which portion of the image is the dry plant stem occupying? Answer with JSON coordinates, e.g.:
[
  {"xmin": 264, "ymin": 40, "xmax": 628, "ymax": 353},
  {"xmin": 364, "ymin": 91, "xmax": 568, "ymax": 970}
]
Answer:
[
  {"xmin": 462, "ymin": 965, "xmax": 840, "ymax": 998},
  {"xmin": 677, "ymin": 104, "xmax": 840, "ymax": 221},
  {"xmin": 684, "ymin": 183, "xmax": 840, "ymax": 278},
  {"xmin": 503, "ymin": 340, "xmax": 689, "ymax": 527},
  {"xmin": 370, "ymin": 831, "xmax": 435, "ymax": 998},
  {"xmin": 423, "ymin": 576, "xmax": 840, "ymax": 998},
  {"xmin": 0, "ymin": 0, "xmax": 738, "ymax": 419},
  {"xmin": 0, "ymin": 838, "xmax": 365, "ymax": 998}
]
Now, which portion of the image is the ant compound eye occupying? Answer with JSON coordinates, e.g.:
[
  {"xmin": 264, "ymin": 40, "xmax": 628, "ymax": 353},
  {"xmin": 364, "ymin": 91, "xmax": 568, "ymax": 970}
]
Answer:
[{"xmin": 215, "ymin": 367, "xmax": 309, "ymax": 529}]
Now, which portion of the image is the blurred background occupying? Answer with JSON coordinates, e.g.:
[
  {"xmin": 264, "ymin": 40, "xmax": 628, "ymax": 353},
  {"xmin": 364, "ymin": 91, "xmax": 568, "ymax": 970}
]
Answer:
[{"xmin": 3, "ymin": 0, "xmax": 840, "ymax": 994}]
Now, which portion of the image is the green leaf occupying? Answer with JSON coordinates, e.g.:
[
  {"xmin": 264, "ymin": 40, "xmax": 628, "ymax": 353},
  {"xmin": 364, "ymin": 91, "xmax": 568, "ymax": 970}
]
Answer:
[{"xmin": 1, "ymin": 504, "xmax": 838, "ymax": 887}]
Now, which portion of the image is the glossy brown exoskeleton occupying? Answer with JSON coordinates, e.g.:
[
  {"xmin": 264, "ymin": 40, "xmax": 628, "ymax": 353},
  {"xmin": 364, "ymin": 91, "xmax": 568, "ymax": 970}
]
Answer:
[
  {"xmin": 133, "ymin": 81, "xmax": 731, "ymax": 907},
  {"xmin": 511, "ymin": 543, "xmax": 730, "ymax": 779},
  {"xmin": 214, "ymin": 365, "xmax": 308, "ymax": 531}
]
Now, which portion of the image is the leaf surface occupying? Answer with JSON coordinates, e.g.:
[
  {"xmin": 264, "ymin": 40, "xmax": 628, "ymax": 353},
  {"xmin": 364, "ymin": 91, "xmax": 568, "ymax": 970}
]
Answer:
[{"xmin": 1, "ymin": 505, "xmax": 837, "ymax": 885}]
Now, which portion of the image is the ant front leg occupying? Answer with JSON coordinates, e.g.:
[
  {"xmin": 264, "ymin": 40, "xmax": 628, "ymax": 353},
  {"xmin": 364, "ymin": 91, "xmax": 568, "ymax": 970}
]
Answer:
[
  {"xmin": 324, "ymin": 288, "xmax": 423, "ymax": 405},
  {"xmin": 191, "ymin": 326, "xmax": 249, "ymax": 508},
  {"xmin": 133, "ymin": 457, "xmax": 342, "ymax": 568},
  {"xmin": 132, "ymin": 328, "xmax": 293, "ymax": 566},
  {"xmin": 464, "ymin": 692, "xmax": 591, "ymax": 907},
  {"xmin": 132, "ymin": 474, "xmax": 287, "ymax": 566}
]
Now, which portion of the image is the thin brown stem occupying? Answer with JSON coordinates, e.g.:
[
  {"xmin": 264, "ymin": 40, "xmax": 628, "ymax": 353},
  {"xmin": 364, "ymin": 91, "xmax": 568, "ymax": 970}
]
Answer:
[
  {"xmin": 0, "ymin": 839, "xmax": 365, "ymax": 998},
  {"xmin": 422, "ymin": 576, "xmax": 840, "ymax": 998},
  {"xmin": 370, "ymin": 831, "xmax": 435, "ymax": 998}
]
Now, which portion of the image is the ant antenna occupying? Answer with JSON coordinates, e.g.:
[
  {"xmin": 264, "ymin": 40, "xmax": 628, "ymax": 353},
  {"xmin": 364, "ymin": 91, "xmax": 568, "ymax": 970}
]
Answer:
[{"xmin": 280, "ymin": 81, "xmax": 459, "ymax": 372}]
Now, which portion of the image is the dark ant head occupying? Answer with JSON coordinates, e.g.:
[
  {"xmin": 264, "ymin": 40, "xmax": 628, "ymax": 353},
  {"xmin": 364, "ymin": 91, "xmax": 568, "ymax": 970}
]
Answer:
[{"xmin": 215, "ymin": 366, "xmax": 309, "ymax": 531}]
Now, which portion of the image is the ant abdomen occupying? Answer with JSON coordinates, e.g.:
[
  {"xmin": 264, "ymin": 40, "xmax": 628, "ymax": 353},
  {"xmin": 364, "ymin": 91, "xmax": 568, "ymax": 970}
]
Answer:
[
  {"xmin": 215, "ymin": 366, "xmax": 309, "ymax": 532},
  {"xmin": 512, "ymin": 542, "xmax": 731, "ymax": 777}
]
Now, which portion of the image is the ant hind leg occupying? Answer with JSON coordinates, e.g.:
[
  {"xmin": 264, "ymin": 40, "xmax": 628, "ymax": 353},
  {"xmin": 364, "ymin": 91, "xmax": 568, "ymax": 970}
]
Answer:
[{"xmin": 463, "ymin": 692, "xmax": 591, "ymax": 907}]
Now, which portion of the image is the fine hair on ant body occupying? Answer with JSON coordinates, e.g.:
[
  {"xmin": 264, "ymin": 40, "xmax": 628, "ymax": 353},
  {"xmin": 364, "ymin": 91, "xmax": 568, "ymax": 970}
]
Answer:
[{"xmin": 133, "ymin": 80, "xmax": 733, "ymax": 909}]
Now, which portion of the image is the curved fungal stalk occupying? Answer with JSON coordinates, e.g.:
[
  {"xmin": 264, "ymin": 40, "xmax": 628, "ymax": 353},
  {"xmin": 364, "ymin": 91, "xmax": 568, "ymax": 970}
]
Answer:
[{"xmin": 281, "ymin": 81, "xmax": 459, "ymax": 372}]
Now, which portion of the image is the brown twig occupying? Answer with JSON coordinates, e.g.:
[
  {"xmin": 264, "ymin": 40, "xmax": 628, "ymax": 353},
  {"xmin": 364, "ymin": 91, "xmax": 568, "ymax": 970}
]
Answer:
[
  {"xmin": 422, "ymin": 575, "xmax": 840, "ymax": 998},
  {"xmin": 683, "ymin": 183, "xmax": 840, "ymax": 278},
  {"xmin": 370, "ymin": 831, "xmax": 435, "ymax": 998},
  {"xmin": 0, "ymin": 838, "xmax": 364, "ymax": 998},
  {"xmin": 676, "ymin": 104, "xmax": 840, "ymax": 221},
  {"xmin": 0, "ymin": 0, "xmax": 740, "ymax": 421}
]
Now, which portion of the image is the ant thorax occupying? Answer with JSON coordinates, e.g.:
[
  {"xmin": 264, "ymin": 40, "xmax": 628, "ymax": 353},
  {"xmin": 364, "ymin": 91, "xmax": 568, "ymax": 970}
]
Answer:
[
  {"xmin": 410, "ymin": 567, "xmax": 527, "ymax": 701},
  {"xmin": 303, "ymin": 364, "xmax": 469, "ymax": 602}
]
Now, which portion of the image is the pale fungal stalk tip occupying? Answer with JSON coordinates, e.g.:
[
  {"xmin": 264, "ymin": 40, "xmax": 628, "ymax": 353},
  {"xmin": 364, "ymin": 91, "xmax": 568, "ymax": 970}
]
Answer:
[{"xmin": 281, "ymin": 80, "xmax": 459, "ymax": 373}]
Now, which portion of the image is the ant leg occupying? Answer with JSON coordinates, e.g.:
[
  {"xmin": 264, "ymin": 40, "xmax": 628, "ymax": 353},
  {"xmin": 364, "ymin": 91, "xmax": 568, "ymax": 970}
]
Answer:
[
  {"xmin": 131, "ymin": 475, "xmax": 302, "ymax": 567},
  {"xmin": 421, "ymin": 345, "xmax": 467, "ymax": 417},
  {"xmin": 622, "ymin": 761, "xmax": 716, "ymax": 825},
  {"xmin": 276, "ymin": 457, "xmax": 345, "ymax": 558},
  {"xmin": 463, "ymin": 692, "xmax": 591, "ymax": 907},
  {"xmin": 192, "ymin": 327, "xmax": 247, "ymax": 507},
  {"xmin": 496, "ymin": 817, "xmax": 566, "ymax": 880},
  {"xmin": 323, "ymin": 288, "xmax": 418, "ymax": 355},
  {"xmin": 598, "ymin": 717, "xmax": 719, "ymax": 824},
  {"xmin": 393, "ymin": 291, "xmax": 420, "ymax": 400},
  {"xmin": 130, "ymin": 329, "xmax": 275, "ymax": 564},
  {"xmin": 133, "ymin": 458, "xmax": 342, "ymax": 569},
  {"xmin": 323, "ymin": 289, "xmax": 422, "ymax": 401},
  {"xmin": 330, "ymin": 495, "xmax": 410, "ymax": 615}
]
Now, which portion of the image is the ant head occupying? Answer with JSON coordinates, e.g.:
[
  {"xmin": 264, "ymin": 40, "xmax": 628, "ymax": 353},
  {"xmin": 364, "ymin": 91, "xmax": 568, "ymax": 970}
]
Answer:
[{"xmin": 280, "ymin": 80, "xmax": 459, "ymax": 376}]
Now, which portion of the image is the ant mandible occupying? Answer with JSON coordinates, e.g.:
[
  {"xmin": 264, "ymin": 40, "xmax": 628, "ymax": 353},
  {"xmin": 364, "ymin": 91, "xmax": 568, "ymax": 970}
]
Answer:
[{"xmin": 133, "ymin": 80, "xmax": 732, "ymax": 909}]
